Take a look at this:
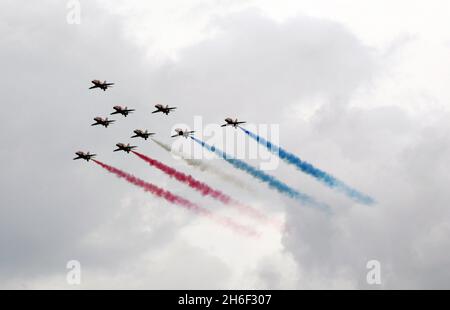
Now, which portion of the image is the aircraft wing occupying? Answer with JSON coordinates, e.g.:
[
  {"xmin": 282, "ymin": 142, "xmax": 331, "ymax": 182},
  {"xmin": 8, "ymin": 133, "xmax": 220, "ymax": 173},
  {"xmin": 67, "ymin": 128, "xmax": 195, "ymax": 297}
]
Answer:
[
  {"xmin": 171, "ymin": 134, "xmax": 179, "ymax": 138},
  {"xmin": 151, "ymin": 110, "xmax": 160, "ymax": 113},
  {"xmin": 220, "ymin": 124, "xmax": 228, "ymax": 127},
  {"xmin": 73, "ymin": 156, "xmax": 81, "ymax": 160},
  {"xmin": 105, "ymin": 83, "xmax": 114, "ymax": 86},
  {"xmin": 89, "ymin": 85, "xmax": 98, "ymax": 89},
  {"xmin": 237, "ymin": 121, "xmax": 246, "ymax": 124},
  {"xmin": 113, "ymin": 148, "xmax": 121, "ymax": 152},
  {"xmin": 169, "ymin": 107, "xmax": 177, "ymax": 110}
]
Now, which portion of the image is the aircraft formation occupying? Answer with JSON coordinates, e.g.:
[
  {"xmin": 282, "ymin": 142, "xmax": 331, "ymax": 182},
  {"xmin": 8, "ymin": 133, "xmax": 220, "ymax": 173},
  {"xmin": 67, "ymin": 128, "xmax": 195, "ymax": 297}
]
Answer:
[
  {"xmin": 75, "ymin": 79, "xmax": 246, "ymax": 161},
  {"xmin": 75, "ymin": 79, "xmax": 263, "ymax": 236},
  {"xmin": 76, "ymin": 79, "xmax": 374, "ymax": 236}
]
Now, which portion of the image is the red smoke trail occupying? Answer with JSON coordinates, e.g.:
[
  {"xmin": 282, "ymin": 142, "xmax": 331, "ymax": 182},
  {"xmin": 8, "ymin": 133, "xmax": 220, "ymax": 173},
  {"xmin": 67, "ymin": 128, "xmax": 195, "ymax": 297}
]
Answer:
[
  {"xmin": 92, "ymin": 159, "xmax": 259, "ymax": 238},
  {"xmin": 132, "ymin": 151, "xmax": 281, "ymax": 229}
]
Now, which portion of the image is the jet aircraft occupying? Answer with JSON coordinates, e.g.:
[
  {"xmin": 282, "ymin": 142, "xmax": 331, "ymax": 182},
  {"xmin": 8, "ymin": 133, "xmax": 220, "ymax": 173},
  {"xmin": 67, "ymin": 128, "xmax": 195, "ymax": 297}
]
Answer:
[
  {"xmin": 171, "ymin": 128, "xmax": 195, "ymax": 138},
  {"xmin": 73, "ymin": 151, "xmax": 96, "ymax": 162},
  {"xmin": 111, "ymin": 105, "xmax": 135, "ymax": 117},
  {"xmin": 152, "ymin": 104, "xmax": 177, "ymax": 115},
  {"xmin": 91, "ymin": 117, "xmax": 115, "ymax": 128},
  {"xmin": 131, "ymin": 129, "xmax": 155, "ymax": 140},
  {"xmin": 89, "ymin": 80, "xmax": 114, "ymax": 91},
  {"xmin": 221, "ymin": 117, "xmax": 246, "ymax": 128},
  {"xmin": 114, "ymin": 143, "xmax": 137, "ymax": 153}
]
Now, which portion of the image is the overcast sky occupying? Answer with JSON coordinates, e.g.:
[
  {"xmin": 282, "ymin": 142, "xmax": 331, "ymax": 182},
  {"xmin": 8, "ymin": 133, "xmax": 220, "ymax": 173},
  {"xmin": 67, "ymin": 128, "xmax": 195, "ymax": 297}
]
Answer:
[{"xmin": 1, "ymin": 0, "xmax": 450, "ymax": 289}]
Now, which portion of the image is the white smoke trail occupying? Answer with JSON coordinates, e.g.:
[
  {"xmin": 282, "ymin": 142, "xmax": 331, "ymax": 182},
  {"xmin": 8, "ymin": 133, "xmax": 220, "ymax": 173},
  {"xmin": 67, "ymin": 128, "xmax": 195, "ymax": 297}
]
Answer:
[{"xmin": 151, "ymin": 138, "xmax": 256, "ymax": 194}]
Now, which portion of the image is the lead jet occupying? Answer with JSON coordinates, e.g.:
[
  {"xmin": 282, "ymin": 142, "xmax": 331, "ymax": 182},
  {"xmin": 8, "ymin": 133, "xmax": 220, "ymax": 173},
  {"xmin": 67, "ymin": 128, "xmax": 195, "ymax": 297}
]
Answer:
[
  {"xmin": 114, "ymin": 143, "xmax": 137, "ymax": 153},
  {"xmin": 171, "ymin": 128, "xmax": 195, "ymax": 138},
  {"xmin": 152, "ymin": 104, "xmax": 177, "ymax": 115},
  {"xmin": 73, "ymin": 151, "xmax": 96, "ymax": 162},
  {"xmin": 221, "ymin": 117, "xmax": 246, "ymax": 128},
  {"xmin": 91, "ymin": 117, "xmax": 115, "ymax": 128},
  {"xmin": 131, "ymin": 129, "xmax": 155, "ymax": 140},
  {"xmin": 89, "ymin": 80, "xmax": 114, "ymax": 91},
  {"xmin": 110, "ymin": 105, "xmax": 135, "ymax": 117}
]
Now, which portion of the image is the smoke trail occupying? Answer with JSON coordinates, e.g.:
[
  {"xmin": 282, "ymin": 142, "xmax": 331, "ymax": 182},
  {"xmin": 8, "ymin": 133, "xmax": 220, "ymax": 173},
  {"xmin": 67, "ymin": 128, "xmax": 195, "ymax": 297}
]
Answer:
[
  {"xmin": 92, "ymin": 160, "xmax": 259, "ymax": 237},
  {"xmin": 132, "ymin": 151, "xmax": 275, "ymax": 226},
  {"xmin": 239, "ymin": 127, "xmax": 374, "ymax": 205},
  {"xmin": 151, "ymin": 138, "xmax": 255, "ymax": 193},
  {"xmin": 191, "ymin": 137, "xmax": 329, "ymax": 211}
]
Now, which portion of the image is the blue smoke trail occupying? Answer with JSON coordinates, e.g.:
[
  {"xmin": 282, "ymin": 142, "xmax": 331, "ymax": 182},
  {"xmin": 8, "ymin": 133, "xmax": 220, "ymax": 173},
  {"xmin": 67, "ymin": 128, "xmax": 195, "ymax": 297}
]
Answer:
[
  {"xmin": 191, "ymin": 137, "xmax": 330, "ymax": 212},
  {"xmin": 239, "ymin": 127, "xmax": 375, "ymax": 205}
]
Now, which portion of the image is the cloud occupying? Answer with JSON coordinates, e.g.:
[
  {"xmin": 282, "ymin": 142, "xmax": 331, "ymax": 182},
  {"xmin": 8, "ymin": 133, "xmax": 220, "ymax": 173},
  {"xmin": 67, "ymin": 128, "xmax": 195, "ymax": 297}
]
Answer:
[
  {"xmin": 0, "ymin": 0, "xmax": 191, "ymax": 284},
  {"xmin": 149, "ymin": 9, "xmax": 377, "ymax": 123},
  {"xmin": 1, "ymin": 0, "xmax": 449, "ymax": 289},
  {"xmin": 281, "ymin": 102, "xmax": 450, "ymax": 289}
]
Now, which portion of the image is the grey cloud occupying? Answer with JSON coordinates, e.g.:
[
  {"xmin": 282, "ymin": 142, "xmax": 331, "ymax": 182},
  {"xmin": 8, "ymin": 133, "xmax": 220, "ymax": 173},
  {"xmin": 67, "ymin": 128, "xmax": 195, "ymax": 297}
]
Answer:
[
  {"xmin": 1, "ymin": 0, "xmax": 448, "ymax": 289},
  {"xmin": 0, "ymin": 1, "xmax": 194, "ymax": 284},
  {"xmin": 149, "ymin": 9, "xmax": 377, "ymax": 123},
  {"xmin": 282, "ymin": 107, "xmax": 450, "ymax": 289}
]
